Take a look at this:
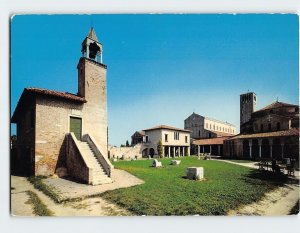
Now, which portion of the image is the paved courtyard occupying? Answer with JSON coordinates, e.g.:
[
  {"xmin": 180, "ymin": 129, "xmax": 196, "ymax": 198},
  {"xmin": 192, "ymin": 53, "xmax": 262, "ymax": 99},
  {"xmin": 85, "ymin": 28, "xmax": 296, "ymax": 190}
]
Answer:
[{"xmin": 44, "ymin": 169, "xmax": 144, "ymax": 201}]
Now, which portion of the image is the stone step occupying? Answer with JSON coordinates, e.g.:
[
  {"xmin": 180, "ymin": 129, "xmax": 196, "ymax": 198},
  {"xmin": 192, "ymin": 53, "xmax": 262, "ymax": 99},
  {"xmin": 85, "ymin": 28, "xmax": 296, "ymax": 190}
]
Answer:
[{"xmin": 93, "ymin": 170, "xmax": 106, "ymax": 175}]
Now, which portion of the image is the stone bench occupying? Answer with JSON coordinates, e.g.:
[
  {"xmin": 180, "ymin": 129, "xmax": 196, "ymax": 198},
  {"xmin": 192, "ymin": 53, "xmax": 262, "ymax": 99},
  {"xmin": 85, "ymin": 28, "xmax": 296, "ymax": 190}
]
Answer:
[
  {"xmin": 171, "ymin": 160, "xmax": 181, "ymax": 165},
  {"xmin": 186, "ymin": 167, "xmax": 204, "ymax": 180}
]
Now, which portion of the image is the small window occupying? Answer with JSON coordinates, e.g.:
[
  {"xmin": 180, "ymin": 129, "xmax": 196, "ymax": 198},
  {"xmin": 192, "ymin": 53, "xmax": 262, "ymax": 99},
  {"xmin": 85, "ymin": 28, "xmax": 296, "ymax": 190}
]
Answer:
[
  {"xmin": 261, "ymin": 124, "xmax": 264, "ymax": 132},
  {"xmin": 206, "ymin": 123, "xmax": 208, "ymax": 128},
  {"xmin": 165, "ymin": 134, "xmax": 168, "ymax": 142},
  {"xmin": 208, "ymin": 133, "xmax": 211, "ymax": 138},
  {"xmin": 268, "ymin": 123, "xmax": 271, "ymax": 131},
  {"xmin": 198, "ymin": 130, "xmax": 200, "ymax": 137},
  {"xmin": 185, "ymin": 136, "xmax": 188, "ymax": 143},
  {"xmin": 210, "ymin": 124, "xmax": 211, "ymax": 129},
  {"xmin": 145, "ymin": 135, "xmax": 149, "ymax": 142}
]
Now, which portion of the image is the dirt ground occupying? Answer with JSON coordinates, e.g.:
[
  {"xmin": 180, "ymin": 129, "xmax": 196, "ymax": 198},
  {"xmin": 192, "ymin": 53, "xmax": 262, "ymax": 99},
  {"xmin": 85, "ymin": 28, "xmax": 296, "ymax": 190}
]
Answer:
[{"xmin": 11, "ymin": 176, "xmax": 131, "ymax": 216}]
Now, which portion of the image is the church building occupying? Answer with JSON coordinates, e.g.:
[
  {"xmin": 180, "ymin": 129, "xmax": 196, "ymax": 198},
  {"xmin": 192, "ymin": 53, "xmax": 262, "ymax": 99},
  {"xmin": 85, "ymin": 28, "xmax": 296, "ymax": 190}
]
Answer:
[
  {"xmin": 223, "ymin": 92, "xmax": 299, "ymax": 160},
  {"xmin": 11, "ymin": 28, "xmax": 113, "ymax": 185}
]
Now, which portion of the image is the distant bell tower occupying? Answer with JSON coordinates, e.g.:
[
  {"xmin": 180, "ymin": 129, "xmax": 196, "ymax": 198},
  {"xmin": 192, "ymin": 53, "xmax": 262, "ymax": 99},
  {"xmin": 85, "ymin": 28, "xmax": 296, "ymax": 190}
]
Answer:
[
  {"xmin": 77, "ymin": 27, "xmax": 108, "ymax": 154},
  {"xmin": 240, "ymin": 92, "xmax": 256, "ymax": 126}
]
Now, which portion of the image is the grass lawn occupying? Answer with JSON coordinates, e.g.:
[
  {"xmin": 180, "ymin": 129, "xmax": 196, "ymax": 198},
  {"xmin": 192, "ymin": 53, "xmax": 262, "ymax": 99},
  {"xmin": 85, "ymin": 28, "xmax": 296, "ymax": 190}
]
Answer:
[{"xmin": 101, "ymin": 157, "xmax": 290, "ymax": 216}]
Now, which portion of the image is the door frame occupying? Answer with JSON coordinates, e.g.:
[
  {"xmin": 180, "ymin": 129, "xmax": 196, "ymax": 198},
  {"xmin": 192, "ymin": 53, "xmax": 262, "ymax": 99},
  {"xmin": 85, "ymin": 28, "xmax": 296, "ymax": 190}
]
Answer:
[{"xmin": 68, "ymin": 115, "xmax": 83, "ymax": 140}]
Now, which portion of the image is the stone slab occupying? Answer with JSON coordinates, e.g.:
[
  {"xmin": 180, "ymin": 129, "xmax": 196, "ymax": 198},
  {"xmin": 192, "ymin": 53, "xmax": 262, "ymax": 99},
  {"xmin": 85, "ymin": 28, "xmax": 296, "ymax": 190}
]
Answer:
[{"xmin": 186, "ymin": 167, "xmax": 204, "ymax": 180}]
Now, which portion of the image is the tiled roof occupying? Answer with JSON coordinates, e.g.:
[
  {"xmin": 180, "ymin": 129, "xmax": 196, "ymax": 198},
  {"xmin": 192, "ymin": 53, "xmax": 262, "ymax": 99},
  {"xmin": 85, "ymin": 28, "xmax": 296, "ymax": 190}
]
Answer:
[
  {"xmin": 25, "ymin": 88, "xmax": 86, "ymax": 103},
  {"xmin": 138, "ymin": 131, "xmax": 145, "ymax": 136},
  {"xmin": 12, "ymin": 87, "xmax": 86, "ymax": 122},
  {"xmin": 227, "ymin": 128, "xmax": 299, "ymax": 140},
  {"xmin": 257, "ymin": 101, "xmax": 298, "ymax": 112},
  {"xmin": 193, "ymin": 136, "xmax": 231, "ymax": 145},
  {"xmin": 209, "ymin": 130, "xmax": 235, "ymax": 137},
  {"xmin": 144, "ymin": 125, "xmax": 190, "ymax": 133},
  {"xmin": 132, "ymin": 131, "xmax": 145, "ymax": 137}
]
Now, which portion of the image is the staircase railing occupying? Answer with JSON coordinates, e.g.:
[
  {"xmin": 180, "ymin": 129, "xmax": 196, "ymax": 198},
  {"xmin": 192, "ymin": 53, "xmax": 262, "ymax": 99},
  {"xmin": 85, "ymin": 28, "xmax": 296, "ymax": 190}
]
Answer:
[{"xmin": 82, "ymin": 134, "xmax": 114, "ymax": 177}]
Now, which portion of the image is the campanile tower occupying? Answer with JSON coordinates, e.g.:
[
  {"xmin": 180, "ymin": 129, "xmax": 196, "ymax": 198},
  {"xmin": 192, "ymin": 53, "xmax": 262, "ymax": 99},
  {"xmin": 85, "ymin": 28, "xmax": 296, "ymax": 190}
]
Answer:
[
  {"xmin": 240, "ymin": 92, "xmax": 256, "ymax": 127},
  {"xmin": 77, "ymin": 27, "xmax": 108, "ymax": 154}
]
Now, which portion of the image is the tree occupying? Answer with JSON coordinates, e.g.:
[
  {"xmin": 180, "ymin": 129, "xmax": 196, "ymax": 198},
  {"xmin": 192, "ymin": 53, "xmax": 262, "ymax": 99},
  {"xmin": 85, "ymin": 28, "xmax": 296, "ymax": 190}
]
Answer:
[
  {"xmin": 126, "ymin": 140, "xmax": 130, "ymax": 147},
  {"xmin": 157, "ymin": 140, "xmax": 163, "ymax": 158}
]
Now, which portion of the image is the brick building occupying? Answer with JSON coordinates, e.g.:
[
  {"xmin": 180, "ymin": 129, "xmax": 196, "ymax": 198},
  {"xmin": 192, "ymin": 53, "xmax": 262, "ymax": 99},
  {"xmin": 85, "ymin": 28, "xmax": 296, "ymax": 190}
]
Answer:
[
  {"xmin": 185, "ymin": 112, "xmax": 236, "ymax": 155},
  {"xmin": 224, "ymin": 92, "xmax": 299, "ymax": 160},
  {"xmin": 11, "ymin": 28, "xmax": 113, "ymax": 185},
  {"xmin": 131, "ymin": 131, "xmax": 145, "ymax": 146},
  {"xmin": 184, "ymin": 112, "xmax": 236, "ymax": 139}
]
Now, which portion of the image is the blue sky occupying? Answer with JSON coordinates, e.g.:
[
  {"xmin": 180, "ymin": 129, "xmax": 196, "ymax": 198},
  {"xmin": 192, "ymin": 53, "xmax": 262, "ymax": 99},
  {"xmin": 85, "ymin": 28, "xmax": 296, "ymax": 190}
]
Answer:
[{"xmin": 11, "ymin": 14, "xmax": 299, "ymax": 146}]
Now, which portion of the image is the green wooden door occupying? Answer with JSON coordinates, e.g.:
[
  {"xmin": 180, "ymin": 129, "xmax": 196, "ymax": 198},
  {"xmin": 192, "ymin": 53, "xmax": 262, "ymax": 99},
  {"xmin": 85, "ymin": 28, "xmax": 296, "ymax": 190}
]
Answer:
[{"xmin": 70, "ymin": 117, "xmax": 82, "ymax": 140}]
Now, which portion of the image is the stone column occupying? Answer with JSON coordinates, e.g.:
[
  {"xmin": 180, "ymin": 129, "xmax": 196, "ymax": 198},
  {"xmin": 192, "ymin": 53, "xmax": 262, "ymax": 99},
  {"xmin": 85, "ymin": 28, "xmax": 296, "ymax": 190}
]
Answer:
[
  {"xmin": 281, "ymin": 143, "xmax": 284, "ymax": 159},
  {"xmin": 168, "ymin": 146, "xmax": 171, "ymax": 158},
  {"xmin": 183, "ymin": 147, "xmax": 185, "ymax": 157},
  {"xmin": 269, "ymin": 139, "xmax": 273, "ymax": 158},
  {"xmin": 162, "ymin": 146, "xmax": 165, "ymax": 158},
  {"xmin": 173, "ymin": 146, "xmax": 175, "ymax": 157},
  {"xmin": 188, "ymin": 146, "xmax": 190, "ymax": 156},
  {"xmin": 197, "ymin": 145, "xmax": 200, "ymax": 156},
  {"xmin": 249, "ymin": 140, "xmax": 252, "ymax": 159},
  {"xmin": 258, "ymin": 139, "xmax": 262, "ymax": 158},
  {"xmin": 218, "ymin": 145, "xmax": 221, "ymax": 156},
  {"xmin": 178, "ymin": 147, "xmax": 181, "ymax": 157}
]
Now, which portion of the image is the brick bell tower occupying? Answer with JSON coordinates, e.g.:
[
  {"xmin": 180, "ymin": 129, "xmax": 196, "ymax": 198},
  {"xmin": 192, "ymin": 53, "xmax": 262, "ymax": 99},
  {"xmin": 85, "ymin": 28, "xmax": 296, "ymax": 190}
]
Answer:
[
  {"xmin": 77, "ymin": 27, "xmax": 108, "ymax": 155},
  {"xmin": 240, "ymin": 92, "xmax": 256, "ymax": 127}
]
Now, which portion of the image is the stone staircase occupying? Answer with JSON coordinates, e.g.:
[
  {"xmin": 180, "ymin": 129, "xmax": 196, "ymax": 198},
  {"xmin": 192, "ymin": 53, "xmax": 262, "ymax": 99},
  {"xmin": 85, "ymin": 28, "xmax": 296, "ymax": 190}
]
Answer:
[{"xmin": 78, "ymin": 141, "xmax": 113, "ymax": 185}]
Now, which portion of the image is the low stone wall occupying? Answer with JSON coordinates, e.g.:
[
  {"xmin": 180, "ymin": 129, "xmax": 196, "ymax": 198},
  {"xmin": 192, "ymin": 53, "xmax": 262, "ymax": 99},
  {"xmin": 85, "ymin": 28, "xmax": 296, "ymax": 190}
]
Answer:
[
  {"xmin": 66, "ymin": 133, "xmax": 92, "ymax": 184},
  {"xmin": 109, "ymin": 144, "xmax": 142, "ymax": 160}
]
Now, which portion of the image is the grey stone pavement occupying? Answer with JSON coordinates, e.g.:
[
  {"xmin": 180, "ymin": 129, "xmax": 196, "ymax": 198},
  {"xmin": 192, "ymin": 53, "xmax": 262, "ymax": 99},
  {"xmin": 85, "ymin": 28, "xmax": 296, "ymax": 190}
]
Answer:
[{"xmin": 44, "ymin": 169, "xmax": 144, "ymax": 201}]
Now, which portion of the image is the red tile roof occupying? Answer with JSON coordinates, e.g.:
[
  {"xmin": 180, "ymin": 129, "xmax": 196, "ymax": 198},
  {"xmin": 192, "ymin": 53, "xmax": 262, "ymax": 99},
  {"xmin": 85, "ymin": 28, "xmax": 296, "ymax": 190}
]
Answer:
[
  {"xmin": 257, "ymin": 101, "xmax": 298, "ymax": 112},
  {"xmin": 144, "ymin": 125, "xmax": 190, "ymax": 133},
  {"xmin": 12, "ymin": 88, "xmax": 86, "ymax": 122},
  {"xmin": 24, "ymin": 88, "xmax": 86, "ymax": 103},
  {"xmin": 209, "ymin": 130, "xmax": 235, "ymax": 137},
  {"xmin": 227, "ymin": 128, "xmax": 299, "ymax": 140},
  {"xmin": 193, "ymin": 136, "xmax": 231, "ymax": 145}
]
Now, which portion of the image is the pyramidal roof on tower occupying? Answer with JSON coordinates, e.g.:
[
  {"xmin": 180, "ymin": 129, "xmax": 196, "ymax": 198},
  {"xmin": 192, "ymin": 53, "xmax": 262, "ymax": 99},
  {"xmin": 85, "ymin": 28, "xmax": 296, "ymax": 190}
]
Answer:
[{"xmin": 87, "ymin": 27, "xmax": 98, "ymax": 41}]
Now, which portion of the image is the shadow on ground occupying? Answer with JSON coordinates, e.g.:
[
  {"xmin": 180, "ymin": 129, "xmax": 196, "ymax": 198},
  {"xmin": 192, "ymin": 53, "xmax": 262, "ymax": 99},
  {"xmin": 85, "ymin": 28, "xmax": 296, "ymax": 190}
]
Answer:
[{"xmin": 241, "ymin": 169, "xmax": 299, "ymax": 186}]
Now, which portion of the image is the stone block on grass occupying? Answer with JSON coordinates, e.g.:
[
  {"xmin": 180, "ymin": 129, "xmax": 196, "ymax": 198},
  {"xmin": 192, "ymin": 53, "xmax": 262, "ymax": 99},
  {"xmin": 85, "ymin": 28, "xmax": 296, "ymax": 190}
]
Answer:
[
  {"xmin": 186, "ymin": 167, "xmax": 204, "ymax": 180},
  {"xmin": 171, "ymin": 160, "xmax": 181, "ymax": 165}
]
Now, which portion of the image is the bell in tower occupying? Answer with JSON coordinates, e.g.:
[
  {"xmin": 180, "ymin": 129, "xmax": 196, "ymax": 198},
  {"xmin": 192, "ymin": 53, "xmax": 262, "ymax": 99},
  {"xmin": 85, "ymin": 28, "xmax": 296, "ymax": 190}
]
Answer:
[{"xmin": 81, "ymin": 27, "xmax": 103, "ymax": 63}]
